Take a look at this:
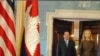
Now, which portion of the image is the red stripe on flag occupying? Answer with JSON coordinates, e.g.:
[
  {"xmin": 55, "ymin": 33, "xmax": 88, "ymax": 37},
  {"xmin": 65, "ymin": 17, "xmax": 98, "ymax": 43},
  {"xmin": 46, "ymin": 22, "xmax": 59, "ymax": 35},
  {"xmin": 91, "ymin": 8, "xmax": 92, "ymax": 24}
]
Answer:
[
  {"xmin": 34, "ymin": 43, "xmax": 40, "ymax": 56},
  {"xmin": 0, "ymin": 26, "xmax": 16, "ymax": 56},
  {"xmin": 26, "ymin": 0, "xmax": 38, "ymax": 17},
  {"xmin": 0, "ymin": 47, "xmax": 4, "ymax": 56},
  {"xmin": 0, "ymin": 3, "xmax": 15, "ymax": 38}
]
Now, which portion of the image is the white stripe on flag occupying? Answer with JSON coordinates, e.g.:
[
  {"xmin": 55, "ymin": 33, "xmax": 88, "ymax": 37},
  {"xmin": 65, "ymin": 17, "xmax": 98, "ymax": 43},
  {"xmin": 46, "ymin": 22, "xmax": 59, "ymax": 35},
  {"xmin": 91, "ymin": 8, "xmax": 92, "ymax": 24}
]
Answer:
[
  {"xmin": 0, "ymin": 15, "xmax": 16, "ymax": 50},
  {"xmin": 0, "ymin": 0, "xmax": 14, "ymax": 23},
  {"xmin": 0, "ymin": 0, "xmax": 16, "ymax": 56},
  {"xmin": 0, "ymin": 37, "xmax": 12, "ymax": 56}
]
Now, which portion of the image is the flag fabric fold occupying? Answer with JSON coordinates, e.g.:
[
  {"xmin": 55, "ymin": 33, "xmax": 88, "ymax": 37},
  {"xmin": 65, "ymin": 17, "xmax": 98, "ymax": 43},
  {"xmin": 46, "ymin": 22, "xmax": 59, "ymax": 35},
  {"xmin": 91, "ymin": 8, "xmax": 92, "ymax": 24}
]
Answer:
[{"xmin": 24, "ymin": 0, "xmax": 40, "ymax": 56}]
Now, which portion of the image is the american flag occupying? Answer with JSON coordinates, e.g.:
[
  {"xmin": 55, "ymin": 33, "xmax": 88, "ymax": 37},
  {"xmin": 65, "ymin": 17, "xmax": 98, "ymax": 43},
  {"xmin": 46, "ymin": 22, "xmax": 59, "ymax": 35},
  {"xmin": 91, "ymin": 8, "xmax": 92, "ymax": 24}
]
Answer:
[
  {"xmin": 24, "ymin": 0, "xmax": 40, "ymax": 56},
  {"xmin": 0, "ymin": 0, "xmax": 16, "ymax": 56}
]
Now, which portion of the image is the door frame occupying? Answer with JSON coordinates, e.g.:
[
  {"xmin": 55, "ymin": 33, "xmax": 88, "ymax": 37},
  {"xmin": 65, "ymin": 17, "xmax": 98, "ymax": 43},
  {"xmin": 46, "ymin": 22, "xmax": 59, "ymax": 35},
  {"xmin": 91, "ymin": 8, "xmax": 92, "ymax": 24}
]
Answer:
[{"xmin": 46, "ymin": 10, "xmax": 100, "ymax": 56}]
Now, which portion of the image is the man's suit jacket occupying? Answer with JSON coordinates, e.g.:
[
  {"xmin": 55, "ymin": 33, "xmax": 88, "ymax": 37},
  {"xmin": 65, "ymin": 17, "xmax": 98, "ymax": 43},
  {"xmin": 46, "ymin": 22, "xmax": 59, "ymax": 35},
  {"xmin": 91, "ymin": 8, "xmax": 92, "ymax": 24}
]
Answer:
[{"xmin": 56, "ymin": 39, "xmax": 76, "ymax": 56}]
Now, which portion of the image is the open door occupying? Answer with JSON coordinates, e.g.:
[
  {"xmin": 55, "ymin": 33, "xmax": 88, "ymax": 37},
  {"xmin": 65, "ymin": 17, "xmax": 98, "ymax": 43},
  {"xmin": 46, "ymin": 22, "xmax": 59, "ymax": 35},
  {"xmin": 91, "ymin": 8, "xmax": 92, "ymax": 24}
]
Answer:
[{"xmin": 52, "ymin": 18, "xmax": 73, "ymax": 56}]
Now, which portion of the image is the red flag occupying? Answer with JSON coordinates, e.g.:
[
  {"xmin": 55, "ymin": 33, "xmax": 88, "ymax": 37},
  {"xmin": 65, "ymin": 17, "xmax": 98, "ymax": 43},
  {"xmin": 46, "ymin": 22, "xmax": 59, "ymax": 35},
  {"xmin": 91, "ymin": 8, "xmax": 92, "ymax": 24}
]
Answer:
[
  {"xmin": 0, "ymin": 0, "xmax": 16, "ymax": 56},
  {"xmin": 25, "ymin": 0, "xmax": 40, "ymax": 56}
]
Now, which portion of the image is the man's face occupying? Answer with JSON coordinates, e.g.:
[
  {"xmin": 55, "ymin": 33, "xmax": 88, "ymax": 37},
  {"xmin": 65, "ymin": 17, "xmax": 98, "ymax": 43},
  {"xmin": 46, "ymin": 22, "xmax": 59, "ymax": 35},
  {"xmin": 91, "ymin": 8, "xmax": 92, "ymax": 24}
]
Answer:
[{"xmin": 64, "ymin": 32, "xmax": 70, "ymax": 40}]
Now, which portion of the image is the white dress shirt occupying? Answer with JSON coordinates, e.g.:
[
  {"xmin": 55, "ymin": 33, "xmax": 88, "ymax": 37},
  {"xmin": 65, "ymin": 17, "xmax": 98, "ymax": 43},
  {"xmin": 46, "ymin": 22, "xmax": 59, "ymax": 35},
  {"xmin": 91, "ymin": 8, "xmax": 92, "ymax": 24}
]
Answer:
[{"xmin": 64, "ymin": 39, "xmax": 69, "ymax": 47}]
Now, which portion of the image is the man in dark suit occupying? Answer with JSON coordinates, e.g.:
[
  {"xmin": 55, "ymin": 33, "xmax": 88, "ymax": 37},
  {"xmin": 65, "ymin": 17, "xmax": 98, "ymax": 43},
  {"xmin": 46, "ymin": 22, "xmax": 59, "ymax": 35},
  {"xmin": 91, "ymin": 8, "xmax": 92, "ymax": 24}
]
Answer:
[{"xmin": 56, "ymin": 31, "xmax": 76, "ymax": 56}]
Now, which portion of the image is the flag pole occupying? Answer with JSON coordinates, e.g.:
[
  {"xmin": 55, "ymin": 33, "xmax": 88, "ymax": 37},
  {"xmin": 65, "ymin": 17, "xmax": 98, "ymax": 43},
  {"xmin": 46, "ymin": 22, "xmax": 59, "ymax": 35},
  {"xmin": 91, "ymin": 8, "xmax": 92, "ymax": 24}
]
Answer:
[{"xmin": 16, "ymin": 1, "xmax": 26, "ymax": 56}]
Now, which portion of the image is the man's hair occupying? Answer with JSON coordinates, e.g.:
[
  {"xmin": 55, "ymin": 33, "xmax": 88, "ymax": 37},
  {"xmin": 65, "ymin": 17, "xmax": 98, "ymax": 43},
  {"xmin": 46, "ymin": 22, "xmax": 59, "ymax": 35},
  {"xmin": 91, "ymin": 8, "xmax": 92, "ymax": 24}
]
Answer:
[{"xmin": 63, "ymin": 30, "xmax": 70, "ymax": 35}]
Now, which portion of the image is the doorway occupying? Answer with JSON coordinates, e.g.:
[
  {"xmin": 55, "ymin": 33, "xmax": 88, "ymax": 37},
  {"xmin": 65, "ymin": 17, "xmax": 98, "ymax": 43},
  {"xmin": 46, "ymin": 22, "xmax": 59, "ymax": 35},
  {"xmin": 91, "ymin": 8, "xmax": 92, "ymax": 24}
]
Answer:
[
  {"xmin": 52, "ymin": 18, "xmax": 73, "ymax": 56},
  {"xmin": 52, "ymin": 18, "xmax": 100, "ymax": 56},
  {"xmin": 46, "ymin": 10, "xmax": 100, "ymax": 56}
]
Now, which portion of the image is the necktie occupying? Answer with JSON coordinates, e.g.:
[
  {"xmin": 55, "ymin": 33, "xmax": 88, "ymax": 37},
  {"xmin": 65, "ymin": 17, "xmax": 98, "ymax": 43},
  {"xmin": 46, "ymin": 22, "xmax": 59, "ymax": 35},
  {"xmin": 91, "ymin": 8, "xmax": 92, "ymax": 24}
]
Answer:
[{"xmin": 66, "ymin": 40, "xmax": 68, "ymax": 47}]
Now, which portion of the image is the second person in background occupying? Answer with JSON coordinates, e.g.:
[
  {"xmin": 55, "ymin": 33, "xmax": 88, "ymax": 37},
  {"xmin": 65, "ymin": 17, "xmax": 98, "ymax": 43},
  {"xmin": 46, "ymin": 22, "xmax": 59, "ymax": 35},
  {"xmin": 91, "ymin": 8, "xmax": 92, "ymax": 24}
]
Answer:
[{"xmin": 78, "ymin": 29, "xmax": 96, "ymax": 56}]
